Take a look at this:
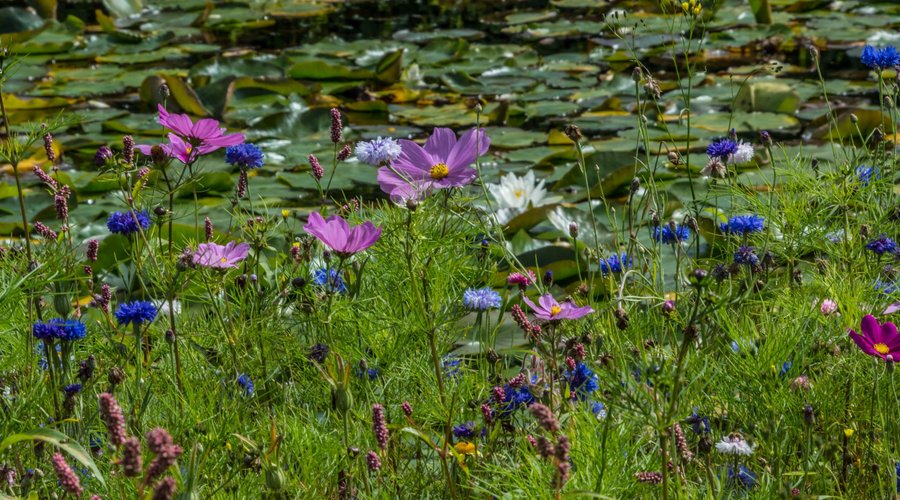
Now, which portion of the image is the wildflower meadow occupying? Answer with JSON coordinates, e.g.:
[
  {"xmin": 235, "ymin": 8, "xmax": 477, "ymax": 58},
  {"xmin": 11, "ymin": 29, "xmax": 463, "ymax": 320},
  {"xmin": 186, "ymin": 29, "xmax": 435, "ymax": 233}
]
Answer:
[{"xmin": 0, "ymin": 0, "xmax": 899, "ymax": 498}]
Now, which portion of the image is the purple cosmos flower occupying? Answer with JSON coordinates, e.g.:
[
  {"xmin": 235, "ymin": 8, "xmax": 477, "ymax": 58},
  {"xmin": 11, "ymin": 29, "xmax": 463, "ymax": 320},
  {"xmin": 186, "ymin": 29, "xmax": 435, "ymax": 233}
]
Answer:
[
  {"xmin": 377, "ymin": 127, "xmax": 490, "ymax": 201},
  {"xmin": 522, "ymin": 294, "xmax": 593, "ymax": 321},
  {"xmin": 848, "ymin": 314, "xmax": 899, "ymax": 361},
  {"xmin": 193, "ymin": 241, "xmax": 251, "ymax": 269},
  {"xmin": 137, "ymin": 104, "xmax": 244, "ymax": 164},
  {"xmin": 304, "ymin": 212, "xmax": 382, "ymax": 257}
]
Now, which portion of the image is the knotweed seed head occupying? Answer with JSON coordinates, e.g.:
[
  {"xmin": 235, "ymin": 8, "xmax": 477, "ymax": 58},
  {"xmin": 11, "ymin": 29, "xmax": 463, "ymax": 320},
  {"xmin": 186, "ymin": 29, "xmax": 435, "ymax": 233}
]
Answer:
[
  {"xmin": 337, "ymin": 144, "xmax": 352, "ymax": 161},
  {"xmin": 330, "ymin": 108, "xmax": 343, "ymax": 143},
  {"xmin": 51, "ymin": 453, "xmax": 82, "ymax": 496},
  {"xmin": 152, "ymin": 476, "xmax": 177, "ymax": 500},
  {"xmin": 635, "ymin": 471, "xmax": 663, "ymax": 484},
  {"xmin": 536, "ymin": 436, "xmax": 555, "ymax": 459},
  {"xmin": 530, "ymin": 403, "xmax": 560, "ymax": 433},
  {"xmin": 33, "ymin": 165, "xmax": 57, "ymax": 188},
  {"xmin": 123, "ymin": 135, "xmax": 135, "ymax": 165},
  {"xmin": 401, "ymin": 401, "xmax": 413, "ymax": 417},
  {"xmin": 94, "ymin": 145, "xmax": 113, "ymax": 166},
  {"xmin": 120, "ymin": 437, "xmax": 143, "ymax": 476},
  {"xmin": 309, "ymin": 154, "xmax": 324, "ymax": 180},
  {"xmin": 366, "ymin": 451, "xmax": 381, "ymax": 472},
  {"xmin": 204, "ymin": 217, "xmax": 213, "ymax": 242},
  {"xmin": 99, "ymin": 392, "xmax": 127, "ymax": 447},
  {"xmin": 372, "ymin": 404, "xmax": 389, "ymax": 450},
  {"xmin": 43, "ymin": 132, "xmax": 55, "ymax": 163},
  {"xmin": 33, "ymin": 221, "xmax": 58, "ymax": 240}
]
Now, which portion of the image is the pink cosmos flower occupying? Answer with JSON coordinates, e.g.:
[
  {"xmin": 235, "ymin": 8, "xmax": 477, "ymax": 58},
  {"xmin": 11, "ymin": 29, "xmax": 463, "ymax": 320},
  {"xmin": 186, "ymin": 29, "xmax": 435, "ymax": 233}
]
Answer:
[
  {"xmin": 848, "ymin": 314, "xmax": 900, "ymax": 361},
  {"xmin": 137, "ymin": 104, "xmax": 245, "ymax": 164},
  {"xmin": 884, "ymin": 302, "xmax": 900, "ymax": 315},
  {"xmin": 377, "ymin": 127, "xmax": 490, "ymax": 202},
  {"xmin": 507, "ymin": 270, "xmax": 536, "ymax": 290},
  {"xmin": 522, "ymin": 294, "xmax": 593, "ymax": 321},
  {"xmin": 304, "ymin": 212, "xmax": 382, "ymax": 258},
  {"xmin": 194, "ymin": 241, "xmax": 251, "ymax": 269}
]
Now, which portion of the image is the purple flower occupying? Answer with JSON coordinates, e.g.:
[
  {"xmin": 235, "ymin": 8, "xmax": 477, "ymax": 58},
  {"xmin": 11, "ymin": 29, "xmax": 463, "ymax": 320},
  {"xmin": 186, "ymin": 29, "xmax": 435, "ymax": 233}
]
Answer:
[
  {"xmin": 848, "ymin": 314, "xmax": 900, "ymax": 361},
  {"xmin": 303, "ymin": 212, "xmax": 382, "ymax": 258},
  {"xmin": 707, "ymin": 139, "xmax": 738, "ymax": 159},
  {"xmin": 137, "ymin": 104, "xmax": 244, "ymax": 163},
  {"xmin": 377, "ymin": 127, "xmax": 490, "ymax": 201},
  {"xmin": 522, "ymin": 294, "xmax": 593, "ymax": 321},
  {"xmin": 193, "ymin": 241, "xmax": 251, "ymax": 269},
  {"xmin": 866, "ymin": 234, "xmax": 897, "ymax": 255}
]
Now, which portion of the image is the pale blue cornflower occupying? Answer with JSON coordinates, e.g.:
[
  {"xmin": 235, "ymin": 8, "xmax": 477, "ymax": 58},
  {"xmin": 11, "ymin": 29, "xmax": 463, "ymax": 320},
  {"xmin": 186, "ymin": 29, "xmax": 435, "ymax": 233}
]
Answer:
[{"xmin": 356, "ymin": 137, "xmax": 402, "ymax": 166}]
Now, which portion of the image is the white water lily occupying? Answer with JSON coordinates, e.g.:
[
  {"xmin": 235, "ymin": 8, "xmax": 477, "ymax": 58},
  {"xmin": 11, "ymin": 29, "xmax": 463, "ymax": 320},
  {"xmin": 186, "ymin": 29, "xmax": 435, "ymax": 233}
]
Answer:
[{"xmin": 487, "ymin": 170, "xmax": 558, "ymax": 224}]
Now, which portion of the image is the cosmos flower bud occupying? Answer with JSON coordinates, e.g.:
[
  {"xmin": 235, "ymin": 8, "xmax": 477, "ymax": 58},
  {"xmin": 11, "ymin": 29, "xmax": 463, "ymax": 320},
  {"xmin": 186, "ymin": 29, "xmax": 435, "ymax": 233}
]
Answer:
[
  {"xmin": 667, "ymin": 151, "xmax": 681, "ymax": 165},
  {"xmin": 94, "ymin": 145, "xmax": 113, "ymax": 167},
  {"xmin": 265, "ymin": 466, "xmax": 286, "ymax": 493},
  {"xmin": 662, "ymin": 300, "xmax": 676, "ymax": 315},
  {"xmin": 159, "ymin": 84, "xmax": 170, "ymax": 100},
  {"xmin": 151, "ymin": 145, "xmax": 167, "ymax": 165},
  {"xmin": 405, "ymin": 198, "xmax": 418, "ymax": 211},
  {"xmin": 631, "ymin": 67, "xmax": 642, "ymax": 83},
  {"xmin": 108, "ymin": 365, "xmax": 125, "ymax": 386},
  {"xmin": 564, "ymin": 124, "xmax": 582, "ymax": 142},
  {"xmin": 568, "ymin": 222, "xmax": 578, "ymax": 238}
]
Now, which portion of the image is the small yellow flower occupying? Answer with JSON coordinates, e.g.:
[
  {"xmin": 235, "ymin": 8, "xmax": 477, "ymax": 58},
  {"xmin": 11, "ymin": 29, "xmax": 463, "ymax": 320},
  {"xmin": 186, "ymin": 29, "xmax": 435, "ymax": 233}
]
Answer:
[
  {"xmin": 292, "ymin": 241, "xmax": 301, "ymax": 248},
  {"xmin": 225, "ymin": 442, "xmax": 232, "ymax": 451},
  {"xmin": 454, "ymin": 442, "xmax": 476, "ymax": 455},
  {"xmin": 843, "ymin": 428, "xmax": 854, "ymax": 438},
  {"xmin": 281, "ymin": 209, "xmax": 290, "ymax": 218},
  {"xmin": 692, "ymin": 4, "xmax": 701, "ymax": 16},
  {"xmin": 681, "ymin": 2, "xmax": 689, "ymax": 12}
]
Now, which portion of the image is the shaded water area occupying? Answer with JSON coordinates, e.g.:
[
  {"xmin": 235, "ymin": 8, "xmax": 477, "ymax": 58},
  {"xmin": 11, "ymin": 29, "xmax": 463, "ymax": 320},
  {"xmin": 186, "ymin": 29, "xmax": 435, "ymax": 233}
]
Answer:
[{"xmin": 0, "ymin": 0, "xmax": 897, "ymax": 300}]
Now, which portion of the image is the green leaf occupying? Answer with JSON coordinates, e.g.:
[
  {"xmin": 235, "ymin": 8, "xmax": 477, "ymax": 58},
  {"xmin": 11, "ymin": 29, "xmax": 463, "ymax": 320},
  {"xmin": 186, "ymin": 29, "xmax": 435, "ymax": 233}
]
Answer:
[{"xmin": 0, "ymin": 428, "xmax": 105, "ymax": 486}]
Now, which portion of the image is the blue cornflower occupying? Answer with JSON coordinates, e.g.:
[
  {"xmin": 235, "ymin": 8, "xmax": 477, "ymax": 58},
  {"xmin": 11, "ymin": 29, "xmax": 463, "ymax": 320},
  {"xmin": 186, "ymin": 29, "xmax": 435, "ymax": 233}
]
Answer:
[
  {"xmin": 895, "ymin": 461, "xmax": 899, "ymax": 494},
  {"xmin": 875, "ymin": 279, "xmax": 898, "ymax": 295},
  {"xmin": 63, "ymin": 383, "xmax": 82, "ymax": 395},
  {"xmin": 779, "ymin": 361, "xmax": 792, "ymax": 377},
  {"xmin": 462, "ymin": 288, "xmax": 501, "ymax": 311},
  {"xmin": 452, "ymin": 421, "xmax": 475, "ymax": 439},
  {"xmin": 826, "ymin": 229, "xmax": 845, "ymax": 243},
  {"xmin": 354, "ymin": 360, "xmax": 380, "ymax": 381},
  {"xmin": 734, "ymin": 246, "xmax": 759, "ymax": 266},
  {"xmin": 720, "ymin": 215, "xmax": 765, "ymax": 235},
  {"xmin": 727, "ymin": 464, "xmax": 758, "ymax": 489},
  {"xmin": 565, "ymin": 362, "xmax": 599, "ymax": 400},
  {"xmin": 866, "ymin": 234, "xmax": 897, "ymax": 255},
  {"xmin": 355, "ymin": 137, "xmax": 402, "ymax": 166},
  {"xmin": 707, "ymin": 138, "xmax": 739, "ymax": 159},
  {"xmin": 225, "ymin": 143, "xmax": 264, "ymax": 169},
  {"xmin": 237, "ymin": 374, "xmax": 255, "ymax": 396},
  {"xmin": 49, "ymin": 319, "xmax": 86, "ymax": 341},
  {"xmin": 590, "ymin": 401, "xmax": 607, "ymax": 419},
  {"xmin": 685, "ymin": 408, "xmax": 711, "ymax": 434},
  {"xmin": 600, "ymin": 253, "xmax": 632, "ymax": 275},
  {"xmin": 313, "ymin": 268, "xmax": 347, "ymax": 294},
  {"xmin": 861, "ymin": 45, "xmax": 900, "ymax": 70},
  {"xmin": 492, "ymin": 384, "xmax": 535, "ymax": 415},
  {"xmin": 33, "ymin": 322, "xmax": 62, "ymax": 341},
  {"xmin": 106, "ymin": 210, "xmax": 151, "ymax": 236},
  {"xmin": 114, "ymin": 301, "xmax": 157, "ymax": 326},
  {"xmin": 855, "ymin": 166, "xmax": 877, "ymax": 186},
  {"xmin": 653, "ymin": 225, "xmax": 691, "ymax": 245},
  {"xmin": 442, "ymin": 355, "xmax": 461, "ymax": 379},
  {"xmin": 730, "ymin": 341, "xmax": 740, "ymax": 353}
]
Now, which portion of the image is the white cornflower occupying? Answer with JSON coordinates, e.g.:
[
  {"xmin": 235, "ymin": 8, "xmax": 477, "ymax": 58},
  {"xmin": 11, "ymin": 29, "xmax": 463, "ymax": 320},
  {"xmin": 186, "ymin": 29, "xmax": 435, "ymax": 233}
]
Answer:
[
  {"xmin": 715, "ymin": 433, "xmax": 754, "ymax": 456},
  {"xmin": 726, "ymin": 141, "xmax": 755, "ymax": 165},
  {"xmin": 487, "ymin": 170, "xmax": 557, "ymax": 224}
]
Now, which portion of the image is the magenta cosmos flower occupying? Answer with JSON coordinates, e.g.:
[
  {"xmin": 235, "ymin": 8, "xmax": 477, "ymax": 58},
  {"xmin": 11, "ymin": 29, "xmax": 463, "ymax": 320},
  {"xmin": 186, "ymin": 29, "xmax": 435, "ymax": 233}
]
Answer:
[
  {"xmin": 194, "ymin": 241, "xmax": 251, "ymax": 269},
  {"xmin": 137, "ymin": 104, "xmax": 245, "ymax": 163},
  {"xmin": 848, "ymin": 314, "xmax": 900, "ymax": 361},
  {"xmin": 522, "ymin": 294, "xmax": 593, "ymax": 321},
  {"xmin": 377, "ymin": 127, "xmax": 490, "ymax": 201},
  {"xmin": 304, "ymin": 212, "xmax": 382, "ymax": 257}
]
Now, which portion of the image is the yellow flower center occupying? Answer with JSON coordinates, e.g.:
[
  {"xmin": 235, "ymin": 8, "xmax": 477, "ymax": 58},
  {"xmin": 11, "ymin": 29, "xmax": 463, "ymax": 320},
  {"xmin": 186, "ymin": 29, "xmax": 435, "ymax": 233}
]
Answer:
[
  {"xmin": 185, "ymin": 145, "xmax": 192, "ymax": 154},
  {"xmin": 550, "ymin": 305, "xmax": 562, "ymax": 316},
  {"xmin": 874, "ymin": 343, "xmax": 890, "ymax": 355},
  {"xmin": 430, "ymin": 163, "xmax": 450, "ymax": 180},
  {"xmin": 454, "ymin": 442, "xmax": 476, "ymax": 455},
  {"xmin": 514, "ymin": 189, "xmax": 524, "ymax": 198},
  {"xmin": 220, "ymin": 257, "xmax": 228, "ymax": 263}
]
